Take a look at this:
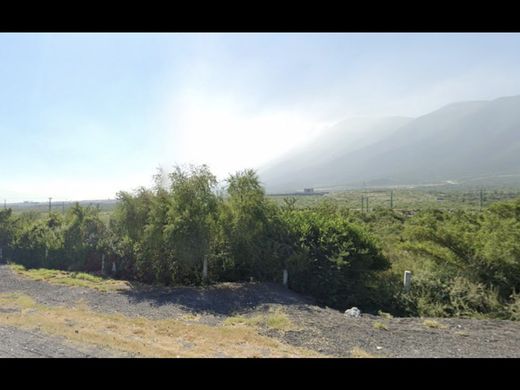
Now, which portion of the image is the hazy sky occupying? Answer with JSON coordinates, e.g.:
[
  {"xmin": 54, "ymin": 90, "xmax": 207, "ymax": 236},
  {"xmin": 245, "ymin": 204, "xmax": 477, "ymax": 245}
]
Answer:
[{"xmin": 1, "ymin": 33, "xmax": 520, "ymax": 201}]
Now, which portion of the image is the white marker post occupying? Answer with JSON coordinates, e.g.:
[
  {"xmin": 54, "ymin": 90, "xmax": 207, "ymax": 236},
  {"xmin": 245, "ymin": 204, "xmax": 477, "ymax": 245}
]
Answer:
[
  {"xmin": 202, "ymin": 257, "xmax": 208, "ymax": 281},
  {"xmin": 283, "ymin": 269, "xmax": 288, "ymax": 288},
  {"xmin": 112, "ymin": 261, "xmax": 116, "ymax": 274},
  {"xmin": 45, "ymin": 248, "xmax": 48, "ymax": 260},
  {"xmin": 403, "ymin": 270, "xmax": 412, "ymax": 292}
]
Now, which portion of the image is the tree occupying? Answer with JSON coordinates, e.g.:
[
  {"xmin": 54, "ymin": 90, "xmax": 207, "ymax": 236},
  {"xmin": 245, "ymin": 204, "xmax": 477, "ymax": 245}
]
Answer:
[
  {"xmin": 283, "ymin": 209, "xmax": 389, "ymax": 309},
  {"xmin": 0, "ymin": 209, "xmax": 14, "ymax": 258},
  {"xmin": 226, "ymin": 170, "xmax": 268, "ymax": 278},
  {"xmin": 163, "ymin": 165, "xmax": 218, "ymax": 285}
]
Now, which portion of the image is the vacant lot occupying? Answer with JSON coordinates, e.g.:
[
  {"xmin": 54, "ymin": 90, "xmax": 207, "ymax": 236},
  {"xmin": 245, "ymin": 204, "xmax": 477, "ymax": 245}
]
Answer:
[{"xmin": 1, "ymin": 264, "xmax": 520, "ymax": 358}]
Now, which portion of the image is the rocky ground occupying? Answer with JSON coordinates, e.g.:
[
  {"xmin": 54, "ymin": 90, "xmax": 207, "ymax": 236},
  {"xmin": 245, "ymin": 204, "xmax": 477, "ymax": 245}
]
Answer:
[
  {"xmin": 1, "ymin": 264, "xmax": 520, "ymax": 358},
  {"xmin": 0, "ymin": 325, "xmax": 125, "ymax": 358}
]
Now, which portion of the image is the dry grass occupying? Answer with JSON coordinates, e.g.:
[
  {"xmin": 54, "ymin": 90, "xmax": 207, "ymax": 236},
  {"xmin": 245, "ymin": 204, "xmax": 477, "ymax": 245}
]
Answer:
[
  {"xmin": 179, "ymin": 313, "xmax": 202, "ymax": 322},
  {"xmin": 422, "ymin": 319, "xmax": 448, "ymax": 329},
  {"xmin": 377, "ymin": 310, "xmax": 394, "ymax": 319},
  {"xmin": 224, "ymin": 307, "xmax": 297, "ymax": 332},
  {"xmin": 0, "ymin": 292, "xmax": 320, "ymax": 358},
  {"xmin": 350, "ymin": 347, "xmax": 381, "ymax": 358},
  {"xmin": 9, "ymin": 264, "xmax": 130, "ymax": 292},
  {"xmin": 372, "ymin": 321, "xmax": 389, "ymax": 331}
]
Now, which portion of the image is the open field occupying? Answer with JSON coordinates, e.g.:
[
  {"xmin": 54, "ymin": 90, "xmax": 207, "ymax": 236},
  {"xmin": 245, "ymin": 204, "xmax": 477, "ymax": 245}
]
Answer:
[
  {"xmin": 268, "ymin": 186, "xmax": 520, "ymax": 211},
  {"xmin": 2, "ymin": 264, "xmax": 520, "ymax": 358},
  {"xmin": 7, "ymin": 185, "xmax": 520, "ymax": 221}
]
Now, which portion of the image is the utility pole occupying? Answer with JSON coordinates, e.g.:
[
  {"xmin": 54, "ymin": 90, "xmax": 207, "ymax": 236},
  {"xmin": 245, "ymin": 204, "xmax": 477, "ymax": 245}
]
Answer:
[
  {"xmin": 361, "ymin": 195, "xmax": 368, "ymax": 212},
  {"xmin": 362, "ymin": 181, "xmax": 369, "ymax": 213},
  {"xmin": 390, "ymin": 190, "xmax": 394, "ymax": 210},
  {"xmin": 48, "ymin": 197, "xmax": 52, "ymax": 214}
]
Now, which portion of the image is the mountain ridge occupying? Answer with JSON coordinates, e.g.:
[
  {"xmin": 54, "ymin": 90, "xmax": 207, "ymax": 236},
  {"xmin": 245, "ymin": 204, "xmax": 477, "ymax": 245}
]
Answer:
[{"xmin": 258, "ymin": 95, "xmax": 520, "ymax": 192}]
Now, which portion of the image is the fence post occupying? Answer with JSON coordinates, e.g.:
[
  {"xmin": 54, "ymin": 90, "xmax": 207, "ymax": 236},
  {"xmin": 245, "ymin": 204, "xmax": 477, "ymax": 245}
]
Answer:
[
  {"xmin": 112, "ymin": 261, "xmax": 116, "ymax": 274},
  {"xmin": 283, "ymin": 269, "xmax": 288, "ymax": 288},
  {"xmin": 202, "ymin": 257, "xmax": 208, "ymax": 281},
  {"xmin": 101, "ymin": 254, "xmax": 105, "ymax": 275},
  {"xmin": 403, "ymin": 270, "xmax": 412, "ymax": 291}
]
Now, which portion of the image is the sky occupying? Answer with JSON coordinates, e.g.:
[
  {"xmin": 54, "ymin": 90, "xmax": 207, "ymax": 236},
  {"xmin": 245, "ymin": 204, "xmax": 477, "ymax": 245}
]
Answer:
[{"xmin": 1, "ymin": 32, "xmax": 520, "ymax": 201}]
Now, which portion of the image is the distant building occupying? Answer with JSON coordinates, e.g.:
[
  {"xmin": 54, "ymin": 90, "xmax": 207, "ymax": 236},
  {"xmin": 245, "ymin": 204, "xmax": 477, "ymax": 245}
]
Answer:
[{"xmin": 267, "ymin": 188, "xmax": 328, "ymax": 197}]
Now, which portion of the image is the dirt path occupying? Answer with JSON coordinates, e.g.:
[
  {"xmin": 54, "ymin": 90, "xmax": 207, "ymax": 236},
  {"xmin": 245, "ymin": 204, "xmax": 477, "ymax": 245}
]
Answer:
[{"xmin": 1, "ymin": 264, "xmax": 520, "ymax": 358}]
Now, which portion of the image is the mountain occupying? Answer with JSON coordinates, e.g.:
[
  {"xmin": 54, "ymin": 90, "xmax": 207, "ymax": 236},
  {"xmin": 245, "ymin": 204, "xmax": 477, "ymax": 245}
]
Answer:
[
  {"xmin": 258, "ymin": 95, "xmax": 520, "ymax": 192},
  {"xmin": 257, "ymin": 116, "xmax": 413, "ymax": 192}
]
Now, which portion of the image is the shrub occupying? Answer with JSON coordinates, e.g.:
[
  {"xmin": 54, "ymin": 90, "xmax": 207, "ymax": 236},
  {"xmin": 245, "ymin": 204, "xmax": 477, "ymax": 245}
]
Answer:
[{"xmin": 283, "ymin": 209, "xmax": 390, "ymax": 310}]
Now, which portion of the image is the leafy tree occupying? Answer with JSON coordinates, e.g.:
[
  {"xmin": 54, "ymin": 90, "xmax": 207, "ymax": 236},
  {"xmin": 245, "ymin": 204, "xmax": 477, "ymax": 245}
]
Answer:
[
  {"xmin": 222, "ymin": 169, "xmax": 275, "ymax": 280},
  {"xmin": 283, "ymin": 209, "xmax": 389, "ymax": 310},
  {"xmin": 162, "ymin": 165, "xmax": 218, "ymax": 285},
  {"xmin": 12, "ymin": 214, "xmax": 64, "ymax": 269},
  {"xmin": 0, "ymin": 209, "xmax": 14, "ymax": 257},
  {"xmin": 139, "ymin": 171, "xmax": 172, "ymax": 283},
  {"xmin": 112, "ymin": 188, "xmax": 154, "ymax": 242}
]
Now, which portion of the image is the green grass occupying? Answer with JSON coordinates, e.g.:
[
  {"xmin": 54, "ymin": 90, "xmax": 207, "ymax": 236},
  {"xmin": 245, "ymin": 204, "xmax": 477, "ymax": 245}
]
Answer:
[{"xmin": 9, "ymin": 264, "xmax": 130, "ymax": 292}]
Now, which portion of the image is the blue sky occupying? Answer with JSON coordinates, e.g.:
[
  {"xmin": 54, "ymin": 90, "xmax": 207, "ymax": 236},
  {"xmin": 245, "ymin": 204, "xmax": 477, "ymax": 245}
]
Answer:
[{"xmin": 1, "ymin": 33, "xmax": 520, "ymax": 201}]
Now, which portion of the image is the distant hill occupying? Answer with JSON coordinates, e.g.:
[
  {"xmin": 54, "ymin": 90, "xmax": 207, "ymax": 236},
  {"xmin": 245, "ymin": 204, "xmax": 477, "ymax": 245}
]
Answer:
[
  {"xmin": 258, "ymin": 116, "xmax": 413, "ymax": 192},
  {"xmin": 258, "ymin": 95, "xmax": 520, "ymax": 192}
]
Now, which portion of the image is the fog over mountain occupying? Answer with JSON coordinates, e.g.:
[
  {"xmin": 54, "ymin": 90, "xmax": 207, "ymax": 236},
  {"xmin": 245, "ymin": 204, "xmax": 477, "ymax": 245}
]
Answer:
[{"xmin": 258, "ymin": 95, "xmax": 520, "ymax": 192}]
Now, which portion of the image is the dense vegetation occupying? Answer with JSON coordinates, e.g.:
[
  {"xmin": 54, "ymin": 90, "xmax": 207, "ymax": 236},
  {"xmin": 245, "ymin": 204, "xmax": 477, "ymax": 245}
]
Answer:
[{"xmin": 1, "ymin": 165, "xmax": 520, "ymax": 320}]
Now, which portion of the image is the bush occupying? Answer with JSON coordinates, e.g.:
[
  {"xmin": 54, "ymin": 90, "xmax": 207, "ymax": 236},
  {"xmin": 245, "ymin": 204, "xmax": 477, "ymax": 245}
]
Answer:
[
  {"xmin": 283, "ymin": 209, "xmax": 389, "ymax": 310},
  {"xmin": 4, "ymin": 166, "xmax": 520, "ymax": 321},
  {"xmin": 388, "ymin": 204, "xmax": 520, "ymax": 319}
]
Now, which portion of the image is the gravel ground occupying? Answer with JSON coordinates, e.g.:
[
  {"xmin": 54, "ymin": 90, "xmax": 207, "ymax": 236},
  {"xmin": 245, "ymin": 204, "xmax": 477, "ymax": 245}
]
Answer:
[
  {"xmin": 272, "ymin": 308, "xmax": 520, "ymax": 357},
  {"xmin": 0, "ymin": 265, "xmax": 307, "ymax": 326},
  {"xmin": 1, "ymin": 264, "xmax": 520, "ymax": 358},
  {"xmin": 0, "ymin": 325, "xmax": 127, "ymax": 358}
]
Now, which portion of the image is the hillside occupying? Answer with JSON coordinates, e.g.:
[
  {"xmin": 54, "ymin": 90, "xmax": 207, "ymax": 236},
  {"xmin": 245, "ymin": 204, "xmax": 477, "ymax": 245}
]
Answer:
[
  {"xmin": 259, "ymin": 95, "xmax": 520, "ymax": 192},
  {"xmin": 258, "ymin": 116, "xmax": 413, "ymax": 192}
]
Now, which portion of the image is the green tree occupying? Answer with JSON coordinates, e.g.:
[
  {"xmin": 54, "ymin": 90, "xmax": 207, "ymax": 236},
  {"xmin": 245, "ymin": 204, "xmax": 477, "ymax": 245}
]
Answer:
[
  {"xmin": 0, "ymin": 209, "xmax": 14, "ymax": 258},
  {"xmin": 283, "ymin": 209, "xmax": 389, "ymax": 310},
  {"xmin": 224, "ymin": 169, "xmax": 273, "ymax": 280},
  {"xmin": 162, "ymin": 165, "xmax": 218, "ymax": 285}
]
